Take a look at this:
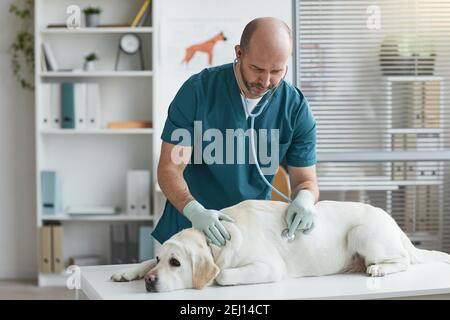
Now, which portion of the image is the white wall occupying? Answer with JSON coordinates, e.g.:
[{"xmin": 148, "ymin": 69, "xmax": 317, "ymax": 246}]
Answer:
[{"xmin": 0, "ymin": 0, "xmax": 37, "ymax": 279}]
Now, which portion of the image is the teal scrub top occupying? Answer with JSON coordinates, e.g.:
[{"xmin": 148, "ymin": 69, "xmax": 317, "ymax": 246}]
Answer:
[{"xmin": 152, "ymin": 62, "xmax": 316, "ymax": 244}]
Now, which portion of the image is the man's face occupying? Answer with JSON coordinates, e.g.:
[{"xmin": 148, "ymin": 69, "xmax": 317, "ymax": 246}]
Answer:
[{"xmin": 238, "ymin": 47, "xmax": 289, "ymax": 98}]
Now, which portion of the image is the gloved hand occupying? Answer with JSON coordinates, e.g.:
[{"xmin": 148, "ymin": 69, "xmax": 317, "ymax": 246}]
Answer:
[
  {"xmin": 183, "ymin": 200, "xmax": 235, "ymax": 246},
  {"xmin": 286, "ymin": 190, "xmax": 317, "ymax": 237}
]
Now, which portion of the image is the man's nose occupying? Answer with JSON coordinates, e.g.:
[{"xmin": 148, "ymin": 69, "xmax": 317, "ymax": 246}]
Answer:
[
  {"xmin": 145, "ymin": 273, "xmax": 158, "ymax": 292},
  {"xmin": 258, "ymin": 72, "xmax": 271, "ymax": 88}
]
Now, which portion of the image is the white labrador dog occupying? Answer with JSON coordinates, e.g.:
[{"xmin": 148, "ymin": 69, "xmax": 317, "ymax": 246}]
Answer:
[{"xmin": 111, "ymin": 200, "xmax": 450, "ymax": 292}]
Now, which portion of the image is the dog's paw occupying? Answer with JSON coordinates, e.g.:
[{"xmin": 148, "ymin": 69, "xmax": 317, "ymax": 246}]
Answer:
[
  {"xmin": 110, "ymin": 268, "xmax": 142, "ymax": 282},
  {"xmin": 366, "ymin": 264, "xmax": 385, "ymax": 277}
]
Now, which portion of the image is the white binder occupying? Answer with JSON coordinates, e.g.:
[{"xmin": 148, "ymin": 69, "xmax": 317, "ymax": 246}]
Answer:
[
  {"xmin": 137, "ymin": 171, "xmax": 150, "ymax": 216},
  {"xmin": 74, "ymin": 83, "xmax": 87, "ymax": 129},
  {"xmin": 50, "ymin": 83, "xmax": 61, "ymax": 129},
  {"xmin": 86, "ymin": 83, "xmax": 102, "ymax": 129},
  {"xmin": 41, "ymin": 84, "xmax": 52, "ymax": 129},
  {"xmin": 127, "ymin": 170, "xmax": 151, "ymax": 216}
]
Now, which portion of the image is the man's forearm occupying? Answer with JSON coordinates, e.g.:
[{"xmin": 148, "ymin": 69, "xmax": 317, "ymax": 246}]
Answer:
[
  {"xmin": 291, "ymin": 181, "xmax": 319, "ymax": 203},
  {"xmin": 158, "ymin": 166, "xmax": 194, "ymax": 213}
]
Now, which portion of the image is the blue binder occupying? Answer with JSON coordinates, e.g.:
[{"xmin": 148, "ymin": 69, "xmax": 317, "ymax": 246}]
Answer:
[
  {"xmin": 139, "ymin": 225, "xmax": 154, "ymax": 262},
  {"xmin": 41, "ymin": 171, "xmax": 62, "ymax": 215},
  {"xmin": 61, "ymin": 82, "xmax": 75, "ymax": 129}
]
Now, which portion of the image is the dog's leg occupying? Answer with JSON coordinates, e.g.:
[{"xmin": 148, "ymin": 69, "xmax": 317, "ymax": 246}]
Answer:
[
  {"xmin": 215, "ymin": 261, "xmax": 282, "ymax": 286},
  {"xmin": 366, "ymin": 257, "xmax": 409, "ymax": 277},
  {"xmin": 111, "ymin": 259, "xmax": 157, "ymax": 282},
  {"xmin": 348, "ymin": 223, "xmax": 411, "ymax": 277}
]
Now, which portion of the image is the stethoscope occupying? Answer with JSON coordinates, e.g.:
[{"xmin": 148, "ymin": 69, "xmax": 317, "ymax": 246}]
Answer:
[{"xmin": 232, "ymin": 58, "xmax": 296, "ymax": 242}]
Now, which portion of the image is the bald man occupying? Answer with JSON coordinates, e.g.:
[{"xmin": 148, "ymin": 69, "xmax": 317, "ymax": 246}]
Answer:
[{"xmin": 154, "ymin": 17, "xmax": 319, "ymax": 247}]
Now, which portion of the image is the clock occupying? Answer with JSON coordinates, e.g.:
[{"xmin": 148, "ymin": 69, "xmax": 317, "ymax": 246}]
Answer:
[
  {"xmin": 120, "ymin": 33, "xmax": 140, "ymax": 54},
  {"xmin": 115, "ymin": 33, "xmax": 145, "ymax": 70}
]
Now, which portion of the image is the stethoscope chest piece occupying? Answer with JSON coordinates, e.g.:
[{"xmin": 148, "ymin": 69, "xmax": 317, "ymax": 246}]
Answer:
[{"xmin": 281, "ymin": 228, "xmax": 296, "ymax": 242}]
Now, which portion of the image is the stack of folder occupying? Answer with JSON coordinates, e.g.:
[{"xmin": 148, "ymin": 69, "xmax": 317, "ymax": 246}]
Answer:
[
  {"xmin": 41, "ymin": 82, "xmax": 102, "ymax": 130},
  {"xmin": 127, "ymin": 170, "xmax": 151, "ymax": 216},
  {"xmin": 40, "ymin": 225, "xmax": 64, "ymax": 274}
]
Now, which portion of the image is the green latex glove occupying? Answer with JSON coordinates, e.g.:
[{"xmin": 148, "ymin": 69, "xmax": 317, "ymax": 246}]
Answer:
[
  {"xmin": 285, "ymin": 190, "xmax": 317, "ymax": 237},
  {"xmin": 183, "ymin": 200, "xmax": 235, "ymax": 246}
]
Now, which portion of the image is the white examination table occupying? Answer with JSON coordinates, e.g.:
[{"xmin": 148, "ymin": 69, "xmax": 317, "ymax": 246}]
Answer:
[{"xmin": 80, "ymin": 263, "xmax": 450, "ymax": 300}]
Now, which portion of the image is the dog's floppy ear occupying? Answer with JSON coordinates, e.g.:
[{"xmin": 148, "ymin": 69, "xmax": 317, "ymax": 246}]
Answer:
[{"xmin": 192, "ymin": 252, "xmax": 220, "ymax": 289}]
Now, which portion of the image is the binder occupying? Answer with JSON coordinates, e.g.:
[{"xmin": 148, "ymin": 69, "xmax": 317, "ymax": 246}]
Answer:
[
  {"xmin": 74, "ymin": 83, "xmax": 87, "ymax": 129},
  {"xmin": 41, "ymin": 171, "xmax": 62, "ymax": 215},
  {"xmin": 40, "ymin": 226, "xmax": 53, "ymax": 273},
  {"xmin": 50, "ymin": 83, "xmax": 61, "ymax": 128},
  {"xmin": 127, "ymin": 170, "xmax": 150, "ymax": 216},
  {"xmin": 86, "ymin": 83, "xmax": 102, "ymax": 129},
  {"xmin": 137, "ymin": 171, "xmax": 150, "ymax": 216},
  {"xmin": 61, "ymin": 82, "xmax": 75, "ymax": 129},
  {"xmin": 51, "ymin": 225, "xmax": 64, "ymax": 273},
  {"xmin": 127, "ymin": 171, "xmax": 139, "ymax": 215},
  {"xmin": 41, "ymin": 84, "xmax": 52, "ymax": 129},
  {"xmin": 138, "ymin": 225, "xmax": 154, "ymax": 262}
]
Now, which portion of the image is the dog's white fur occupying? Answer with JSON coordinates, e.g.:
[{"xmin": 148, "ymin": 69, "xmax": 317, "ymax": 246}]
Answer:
[{"xmin": 111, "ymin": 200, "xmax": 450, "ymax": 292}]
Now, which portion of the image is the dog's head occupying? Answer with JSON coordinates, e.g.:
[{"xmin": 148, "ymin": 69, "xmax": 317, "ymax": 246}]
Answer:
[{"xmin": 145, "ymin": 228, "xmax": 220, "ymax": 292}]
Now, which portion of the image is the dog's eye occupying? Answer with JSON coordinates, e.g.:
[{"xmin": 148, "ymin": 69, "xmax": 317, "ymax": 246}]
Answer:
[
  {"xmin": 156, "ymin": 256, "xmax": 160, "ymax": 264},
  {"xmin": 169, "ymin": 257, "xmax": 180, "ymax": 267}
]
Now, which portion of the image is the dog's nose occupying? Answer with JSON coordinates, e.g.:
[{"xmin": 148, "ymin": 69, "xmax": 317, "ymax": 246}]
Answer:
[{"xmin": 145, "ymin": 274, "xmax": 158, "ymax": 292}]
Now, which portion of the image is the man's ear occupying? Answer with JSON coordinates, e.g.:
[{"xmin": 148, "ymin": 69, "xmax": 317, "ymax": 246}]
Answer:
[
  {"xmin": 192, "ymin": 252, "xmax": 220, "ymax": 289},
  {"xmin": 234, "ymin": 45, "xmax": 241, "ymax": 60}
]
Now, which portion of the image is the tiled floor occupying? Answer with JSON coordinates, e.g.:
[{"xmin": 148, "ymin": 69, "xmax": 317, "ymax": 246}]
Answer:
[{"xmin": 0, "ymin": 280, "xmax": 77, "ymax": 300}]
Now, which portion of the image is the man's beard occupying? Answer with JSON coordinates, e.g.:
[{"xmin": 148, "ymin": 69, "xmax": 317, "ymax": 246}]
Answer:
[{"xmin": 239, "ymin": 63, "xmax": 275, "ymax": 98}]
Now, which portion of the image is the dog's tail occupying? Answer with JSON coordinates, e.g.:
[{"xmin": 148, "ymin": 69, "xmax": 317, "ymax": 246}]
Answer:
[{"xmin": 400, "ymin": 229, "xmax": 450, "ymax": 264}]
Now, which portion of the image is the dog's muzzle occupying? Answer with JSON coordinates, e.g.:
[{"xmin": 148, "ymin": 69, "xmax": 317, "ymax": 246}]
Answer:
[{"xmin": 145, "ymin": 274, "xmax": 158, "ymax": 292}]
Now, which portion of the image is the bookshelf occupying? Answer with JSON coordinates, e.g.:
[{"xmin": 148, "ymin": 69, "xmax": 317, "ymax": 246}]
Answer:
[
  {"xmin": 35, "ymin": 0, "xmax": 157, "ymax": 286},
  {"xmin": 40, "ymin": 71, "xmax": 154, "ymax": 78},
  {"xmin": 41, "ymin": 27, "xmax": 154, "ymax": 34}
]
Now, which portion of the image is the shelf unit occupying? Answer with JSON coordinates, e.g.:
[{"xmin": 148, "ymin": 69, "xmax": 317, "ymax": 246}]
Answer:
[
  {"xmin": 34, "ymin": 0, "xmax": 158, "ymax": 286},
  {"xmin": 316, "ymin": 76, "xmax": 445, "ymax": 250},
  {"xmin": 40, "ymin": 129, "xmax": 154, "ymax": 135},
  {"xmin": 42, "ymin": 215, "xmax": 154, "ymax": 222},
  {"xmin": 40, "ymin": 71, "xmax": 154, "ymax": 78},
  {"xmin": 386, "ymin": 76, "xmax": 445, "ymax": 249},
  {"xmin": 41, "ymin": 27, "xmax": 154, "ymax": 34}
]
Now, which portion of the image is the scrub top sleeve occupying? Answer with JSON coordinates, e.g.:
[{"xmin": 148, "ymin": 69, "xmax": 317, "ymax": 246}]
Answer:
[
  {"xmin": 161, "ymin": 79, "xmax": 197, "ymax": 147},
  {"xmin": 285, "ymin": 99, "xmax": 317, "ymax": 167}
]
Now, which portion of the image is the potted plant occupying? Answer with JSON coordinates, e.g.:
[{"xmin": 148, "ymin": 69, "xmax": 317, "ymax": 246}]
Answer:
[
  {"xmin": 84, "ymin": 53, "xmax": 99, "ymax": 71},
  {"xmin": 83, "ymin": 6, "xmax": 102, "ymax": 28},
  {"xmin": 379, "ymin": 34, "xmax": 436, "ymax": 76},
  {"xmin": 9, "ymin": 0, "xmax": 34, "ymax": 91}
]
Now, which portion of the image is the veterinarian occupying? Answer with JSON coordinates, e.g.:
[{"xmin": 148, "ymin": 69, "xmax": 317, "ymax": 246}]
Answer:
[{"xmin": 153, "ymin": 17, "xmax": 319, "ymax": 246}]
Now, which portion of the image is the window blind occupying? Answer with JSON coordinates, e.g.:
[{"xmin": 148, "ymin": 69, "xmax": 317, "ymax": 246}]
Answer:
[{"xmin": 295, "ymin": 0, "xmax": 450, "ymax": 252}]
